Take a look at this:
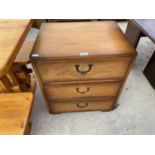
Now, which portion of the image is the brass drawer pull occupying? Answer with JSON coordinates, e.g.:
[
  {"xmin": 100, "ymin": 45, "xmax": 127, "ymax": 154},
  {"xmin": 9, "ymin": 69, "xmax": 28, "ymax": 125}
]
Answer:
[
  {"xmin": 77, "ymin": 102, "xmax": 88, "ymax": 108},
  {"xmin": 74, "ymin": 64, "xmax": 93, "ymax": 75},
  {"xmin": 76, "ymin": 87, "xmax": 90, "ymax": 94}
]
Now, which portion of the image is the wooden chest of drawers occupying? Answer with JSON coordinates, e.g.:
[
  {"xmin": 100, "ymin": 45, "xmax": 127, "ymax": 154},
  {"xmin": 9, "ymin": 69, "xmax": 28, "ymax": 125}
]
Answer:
[{"xmin": 31, "ymin": 21, "xmax": 136, "ymax": 113}]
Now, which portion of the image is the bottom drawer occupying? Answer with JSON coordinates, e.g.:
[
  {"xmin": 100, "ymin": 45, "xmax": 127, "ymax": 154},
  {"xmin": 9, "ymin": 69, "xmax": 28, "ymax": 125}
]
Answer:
[{"xmin": 49, "ymin": 99, "xmax": 115, "ymax": 113}]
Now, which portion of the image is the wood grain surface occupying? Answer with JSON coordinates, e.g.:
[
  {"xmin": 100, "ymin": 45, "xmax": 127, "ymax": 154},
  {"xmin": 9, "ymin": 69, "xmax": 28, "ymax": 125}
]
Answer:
[
  {"xmin": 44, "ymin": 80, "xmax": 122, "ymax": 100},
  {"xmin": 49, "ymin": 99, "xmax": 115, "ymax": 113},
  {"xmin": 34, "ymin": 57, "xmax": 131, "ymax": 82},
  {"xmin": 0, "ymin": 92, "xmax": 33, "ymax": 135},
  {"xmin": 15, "ymin": 41, "xmax": 35, "ymax": 63},
  {"xmin": 32, "ymin": 21, "xmax": 136, "ymax": 59},
  {"xmin": 31, "ymin": 21, "xmax": 136, "ymax": 113},
  {"xmin": 0, "ymin": 19, "xmax": 32, "ymax": 77}
]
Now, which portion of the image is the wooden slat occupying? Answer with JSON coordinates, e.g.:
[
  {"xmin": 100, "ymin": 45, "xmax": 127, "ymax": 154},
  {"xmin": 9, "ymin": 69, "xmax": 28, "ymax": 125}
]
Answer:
[
  {"xmin": 15, "ymin": 41, "xmax": 35, "ymax": 64},
  {"xmin": 0, "ymin": 75, "xmax": 13, "ymax": 92},
  {"xmin": 0, "ymin": 80, "xmax": 9, "ymax": 93}
]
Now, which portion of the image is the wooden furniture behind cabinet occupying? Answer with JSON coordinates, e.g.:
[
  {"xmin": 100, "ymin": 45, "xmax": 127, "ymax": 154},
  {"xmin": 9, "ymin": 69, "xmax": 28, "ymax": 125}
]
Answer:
[
  {"xmin": 13, "ymin": 41, "xmax": 36, "ymax": 92},
  {"xmin": 0, "ymin": 20, "xmax": 34, "ymax": 93},
  {"xmin": 0, "ymin": 20, "xmax": 35, "ymax": 135},
  {"xmin": 0, "ymin": 93, "xmax": 33, "ymax": 135},
  {"xmin": 126, "ymin": 19, "xmax": 155, "ymax": 89},
  {"xmin": 31, "ymin": 21, "xmax": 137, "ymax": 113}
]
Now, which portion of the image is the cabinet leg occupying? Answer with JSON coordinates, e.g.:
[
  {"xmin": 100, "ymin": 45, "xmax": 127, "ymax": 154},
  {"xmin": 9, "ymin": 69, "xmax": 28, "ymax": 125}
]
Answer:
[
  {"xmin": 101, "ymin": 104, "xmax": 119, "ymax": 112},
  {"xmin": 24, "ymin": 122, "xmax": 31, "ymax": 135},
  {"xmin": 50, "ymin": 111, "xmax": 62, "ymax": 114}
]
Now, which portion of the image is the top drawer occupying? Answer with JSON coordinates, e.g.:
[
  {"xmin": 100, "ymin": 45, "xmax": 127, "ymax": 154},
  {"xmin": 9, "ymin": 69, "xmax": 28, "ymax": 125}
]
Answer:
[{"xmin": 34, "ymin": 57, "xmax": 131, "ymax": 82}]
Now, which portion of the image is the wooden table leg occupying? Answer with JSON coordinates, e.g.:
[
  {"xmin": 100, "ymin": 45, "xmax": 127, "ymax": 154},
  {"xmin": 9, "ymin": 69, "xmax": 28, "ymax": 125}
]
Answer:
[
  {"xmin": 0, "ymin": 75, "xmax": 13, "ymax": 92},
  {"xmin": 143, "ymin": 50, "xmax": 155, "ymax": 89},
  {"xmin": 125, "ymin": 20, "xmax": 143, "ymax": 48},
  {"xmin": 12, "ymin": 63, "xmax": 32, "ymax": 91},
  {"xmin": 7, "ymin": 69, "xmax": 21, "ymax": 92}
]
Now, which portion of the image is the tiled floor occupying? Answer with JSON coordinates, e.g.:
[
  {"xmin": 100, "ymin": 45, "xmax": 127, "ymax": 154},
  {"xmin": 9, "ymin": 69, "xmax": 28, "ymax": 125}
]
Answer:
[{"xmin": 28, "ymin": 22, "xmax": 155, "ymax": 134}]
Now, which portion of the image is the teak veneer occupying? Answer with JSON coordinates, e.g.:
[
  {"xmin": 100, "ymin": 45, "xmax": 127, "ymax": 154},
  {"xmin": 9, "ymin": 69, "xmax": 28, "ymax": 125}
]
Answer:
[
  {"xmin": 0, "ymin": 19, "xmax": 32, "ymax": 78},
  {"xmin": 0, "ymin": 93, "xmax": 33, "ymax": 135},
  {"xmin": 0, "ymin": 20, "xmax": 33, "ymax": 93},
  {"xmin": 31, "ymin": 21, "xmax": 137, "ymax": 113}
]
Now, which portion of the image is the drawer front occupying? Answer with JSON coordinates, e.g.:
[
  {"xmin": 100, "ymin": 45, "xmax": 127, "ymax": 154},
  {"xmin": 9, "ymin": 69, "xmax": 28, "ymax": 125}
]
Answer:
[
  {"xmin": 34, "ymin": 57, "xmax": 131, "ymax": 82},
  {"xmin": 45, "ymin": 81, "xmax": 122, "ymax": 100},
  {"xmin": 49, "ymin": 99, "xmax": 115, "ymax": 113}
]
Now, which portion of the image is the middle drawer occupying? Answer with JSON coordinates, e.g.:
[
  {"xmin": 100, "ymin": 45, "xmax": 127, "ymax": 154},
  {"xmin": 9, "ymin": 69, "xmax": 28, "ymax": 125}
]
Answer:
[{"xmin": 44, "ymin": 80, "xmax": 122, "ymax": 100}]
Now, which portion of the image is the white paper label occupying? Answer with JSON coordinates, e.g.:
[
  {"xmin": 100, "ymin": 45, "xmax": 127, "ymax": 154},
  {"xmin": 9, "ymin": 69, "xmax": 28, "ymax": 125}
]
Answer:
[
  {"xmin": 80, "ymin": 52, "xmax": 89, "ymax": 56},
  {"xmin": 32, "ymin": 54, "xmax": 39, "ymax": 57}
]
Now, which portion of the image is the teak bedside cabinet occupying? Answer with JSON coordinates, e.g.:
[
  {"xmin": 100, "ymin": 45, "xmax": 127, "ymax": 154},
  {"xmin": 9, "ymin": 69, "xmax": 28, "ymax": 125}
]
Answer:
[{"xmin": 31, "ymin": 21, "xmax": 137, "ymax": 113}]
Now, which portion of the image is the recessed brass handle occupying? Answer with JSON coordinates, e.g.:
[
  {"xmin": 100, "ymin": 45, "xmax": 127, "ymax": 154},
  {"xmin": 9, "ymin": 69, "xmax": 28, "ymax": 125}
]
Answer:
[
  {"xmin": 77, "ymin": 102, "xmax": 88, "ymax": 108},
  {"xmin": 76, "ymin": 87, "xmax": 90, "ymax": 94},
  {"xmin": 74, "ymin": 64, "xmax": 93, "ymax": 75}
]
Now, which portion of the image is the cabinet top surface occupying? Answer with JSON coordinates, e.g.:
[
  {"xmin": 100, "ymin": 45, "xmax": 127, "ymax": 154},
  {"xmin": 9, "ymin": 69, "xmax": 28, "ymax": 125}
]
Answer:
[
  {"xmin": 32, "ymin": 21, "xmax": 136, "ymax": 60},
  {"xmin": 0, "ymin": 19, "xmax": 32, "ymax": 77},
  {"xmin": 0, "ymin": 92, "xmax": 33, "ymax": 135}
]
